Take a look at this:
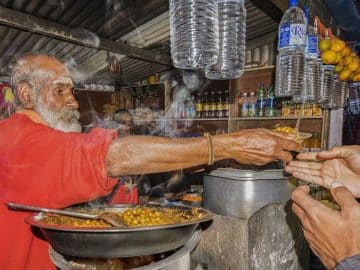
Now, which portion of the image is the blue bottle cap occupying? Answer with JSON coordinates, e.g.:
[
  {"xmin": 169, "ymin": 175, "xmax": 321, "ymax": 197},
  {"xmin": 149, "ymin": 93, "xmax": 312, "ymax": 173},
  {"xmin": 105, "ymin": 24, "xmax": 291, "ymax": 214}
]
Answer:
[
  {"xmin": 303, "ymin": 6, "xmax": 309, "ymax": 20},
  {"xmin": 289, "ymin": 0, "xmax": 298, "ymax": 7}
]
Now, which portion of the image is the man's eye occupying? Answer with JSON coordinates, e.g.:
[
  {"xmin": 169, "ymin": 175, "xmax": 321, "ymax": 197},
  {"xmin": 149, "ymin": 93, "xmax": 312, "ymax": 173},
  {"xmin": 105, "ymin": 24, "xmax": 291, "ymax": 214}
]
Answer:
[{"xmin": 56, "ymin": 89, "xmax": 64, "ymax": 95}]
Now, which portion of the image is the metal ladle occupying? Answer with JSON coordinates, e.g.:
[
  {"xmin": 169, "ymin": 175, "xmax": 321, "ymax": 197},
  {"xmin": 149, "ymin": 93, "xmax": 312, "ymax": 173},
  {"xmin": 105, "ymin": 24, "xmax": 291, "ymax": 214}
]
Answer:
[{"xmin": 5, "ymin": 202, "xmax": 124, "ymax": 227}]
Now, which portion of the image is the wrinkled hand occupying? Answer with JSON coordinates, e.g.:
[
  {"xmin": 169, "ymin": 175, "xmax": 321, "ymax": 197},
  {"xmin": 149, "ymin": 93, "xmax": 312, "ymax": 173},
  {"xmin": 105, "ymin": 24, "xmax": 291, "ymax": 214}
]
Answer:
[
  {"xmin": 222, "ymin": 128, "xmax": 302, "ymax": 166},
  {"xmin": 285, "ymin": 145, "xmax": 360, "ymax": 197},
  {"xmin": 292, "ymin": 184, "xmax": 360, "ymax": 270}
]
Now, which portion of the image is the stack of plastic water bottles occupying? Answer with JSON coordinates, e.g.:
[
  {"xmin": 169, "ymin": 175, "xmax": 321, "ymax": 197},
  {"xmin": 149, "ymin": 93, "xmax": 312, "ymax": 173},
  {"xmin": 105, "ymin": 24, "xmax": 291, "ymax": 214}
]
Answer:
[{"xmin": 169, "ymin": 0, "xmax": 246, "ymax": 80}]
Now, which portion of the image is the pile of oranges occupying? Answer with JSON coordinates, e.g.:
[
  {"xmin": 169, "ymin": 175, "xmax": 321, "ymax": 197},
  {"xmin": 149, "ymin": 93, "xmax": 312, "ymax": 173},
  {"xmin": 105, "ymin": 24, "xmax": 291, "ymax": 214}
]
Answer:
[{"xmin": 319, "ymin": 38, "xmax": 360, "ymax": 82}]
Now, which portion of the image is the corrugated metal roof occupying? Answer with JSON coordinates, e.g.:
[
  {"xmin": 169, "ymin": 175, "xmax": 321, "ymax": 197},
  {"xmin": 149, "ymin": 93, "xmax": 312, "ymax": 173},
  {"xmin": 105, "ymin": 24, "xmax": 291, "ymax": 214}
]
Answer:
[{"xmin": 0, "ymin": 0, "xmax": 278, "ymax": 86}]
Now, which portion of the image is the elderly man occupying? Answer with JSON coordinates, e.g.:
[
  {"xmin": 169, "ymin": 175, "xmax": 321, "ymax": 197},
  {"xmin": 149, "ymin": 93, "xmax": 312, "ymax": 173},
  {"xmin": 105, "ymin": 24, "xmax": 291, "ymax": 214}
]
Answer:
[
  {"xmin": 0, "ymin": 54, "xmax": 301, "ymax": 270},
  {"xmin": 286, "ymin": 146, "xmax": 360, "ymax": 270}
]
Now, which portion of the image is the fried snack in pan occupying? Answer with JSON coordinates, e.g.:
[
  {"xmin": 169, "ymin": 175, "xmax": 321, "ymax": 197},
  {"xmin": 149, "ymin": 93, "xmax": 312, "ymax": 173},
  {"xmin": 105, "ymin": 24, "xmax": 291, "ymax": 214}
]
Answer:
[{"xmin": 41, "ymin": 206, "xmax": 208, "ymax": 228}]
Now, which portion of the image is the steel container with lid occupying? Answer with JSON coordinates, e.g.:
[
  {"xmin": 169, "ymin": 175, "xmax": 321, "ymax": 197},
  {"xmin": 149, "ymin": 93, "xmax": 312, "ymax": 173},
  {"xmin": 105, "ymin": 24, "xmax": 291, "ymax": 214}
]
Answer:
[{"xmin": 203, "ymin": 168, "xmax": 293, "ymax": 218}]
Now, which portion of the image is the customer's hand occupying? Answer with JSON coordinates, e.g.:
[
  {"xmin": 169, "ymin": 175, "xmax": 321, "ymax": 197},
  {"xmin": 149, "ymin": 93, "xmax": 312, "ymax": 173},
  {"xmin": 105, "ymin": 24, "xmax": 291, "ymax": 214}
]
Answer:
[
  {"xmin": 285, "ymin": 145, "xmax": 360, "ymax": 197},
  {"xmin": 292, "ymin": 184, "xmax": 360, "ymax": 269},
  {"xmin": 219, "ymin": 128, "xmax": 302, "ymax": 166}
]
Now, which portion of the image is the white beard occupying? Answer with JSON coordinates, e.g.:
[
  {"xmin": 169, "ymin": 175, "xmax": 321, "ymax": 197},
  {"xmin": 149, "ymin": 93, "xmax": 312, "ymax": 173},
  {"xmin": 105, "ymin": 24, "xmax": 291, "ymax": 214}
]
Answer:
[{"xmin": 35, "ymin": 96, "xmax": 82, "ymax": 133}]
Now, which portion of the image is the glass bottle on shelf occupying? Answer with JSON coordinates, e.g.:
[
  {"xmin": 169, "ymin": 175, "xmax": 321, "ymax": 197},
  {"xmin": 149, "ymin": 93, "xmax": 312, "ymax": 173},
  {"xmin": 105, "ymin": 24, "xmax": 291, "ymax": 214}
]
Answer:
[
  {"xmin": 289, "ymin": 101, "xmax": 296, "ymax": 116},
  {"xmin": 302, "ymin": 138, "xmax": 310, "ymax": 152},
  {"xmin": 312, "ymin": 103, "xmax": 322, "ymax": 116},
  {"xmin": 195, "ymin": 92, "xmax": 203, "ymax": 118},
  {"xmin": 216, "ymin": 90, "xmax": 224, "ymax": 118},
  {"xmin": 202, "ymin": 91, "xmax": 210, "ymax": 118},
  {"xmin": 209, "ymin": 91, "xmax": 217, "ymax": 118},
  {"xmin": 223, "ymin": 90, "xmax": 229, "ymax": 118},
  {"xmin": 304, "ymin": 102, "xmax": 312, "ymax": 116},
  {"xmin": 256, "ymin": 84, "xmax": 266, "ymax": 117},
  {"xmin": 265, "ymin": 86, "xmax": 275, "ymax": 117},
  {"xmin": 281, "ymin": 101, "xmax": 289, "ymax": 117},
  {"xmin": 310, "ymin": 132, "xmax": 321, "ymax": 152}
]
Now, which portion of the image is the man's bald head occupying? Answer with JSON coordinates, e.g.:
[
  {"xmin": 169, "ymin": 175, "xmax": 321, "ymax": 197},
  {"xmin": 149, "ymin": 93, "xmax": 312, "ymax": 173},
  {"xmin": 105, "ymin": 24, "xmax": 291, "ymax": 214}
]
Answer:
[{"xmin": 11, "ymin": 54, "xmax": 81, "ymax": 133}]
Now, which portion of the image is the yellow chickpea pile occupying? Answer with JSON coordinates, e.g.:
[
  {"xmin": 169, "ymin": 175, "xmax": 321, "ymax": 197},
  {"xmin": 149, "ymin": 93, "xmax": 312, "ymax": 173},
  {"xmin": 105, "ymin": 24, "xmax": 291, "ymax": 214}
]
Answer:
[
  {"xmin": 41, "ymin": 207, "xmax": 207, "ymax": 228},
  {"xmin": 119, "ymin": 207, "xmax": 206, "ymax": 227}
]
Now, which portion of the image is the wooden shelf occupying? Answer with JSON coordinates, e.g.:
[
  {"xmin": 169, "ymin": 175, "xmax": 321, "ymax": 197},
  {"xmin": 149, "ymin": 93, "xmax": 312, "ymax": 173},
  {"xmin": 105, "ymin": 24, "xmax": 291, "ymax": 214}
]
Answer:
[
  {"xmin": 165, "ymin": 118, "xmax": 229, "ymax": 121},
  {"xmin": 231, "ymin": 116, "xmax": 324, "ymax": 120}
]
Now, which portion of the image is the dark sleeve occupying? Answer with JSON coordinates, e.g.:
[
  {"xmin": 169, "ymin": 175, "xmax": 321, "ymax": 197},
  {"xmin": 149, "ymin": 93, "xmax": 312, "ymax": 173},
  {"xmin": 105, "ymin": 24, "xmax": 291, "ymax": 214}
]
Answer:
[{"xmin": 335, "ymin": 254, "xmax": 360, "ymax": 270}]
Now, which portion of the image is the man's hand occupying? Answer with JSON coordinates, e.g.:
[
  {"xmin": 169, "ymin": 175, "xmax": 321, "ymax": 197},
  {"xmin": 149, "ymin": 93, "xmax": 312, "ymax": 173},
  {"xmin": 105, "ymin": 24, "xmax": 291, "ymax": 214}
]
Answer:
[
  {"xmin": 219, "ymin": 128, "xmax": 302, "ymax": 166},
  {"xmin": 285, "ymin": 145, "xmax": 360, "ymax": 197},
  {"xmin": 292, "ymin": 184, "xmax": 360, "ymax": 269}
]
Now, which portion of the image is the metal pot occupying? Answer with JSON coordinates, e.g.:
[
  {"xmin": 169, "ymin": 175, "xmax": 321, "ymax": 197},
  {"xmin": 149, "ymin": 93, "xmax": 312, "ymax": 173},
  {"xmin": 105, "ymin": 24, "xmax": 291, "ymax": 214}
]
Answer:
[
  {"xmin": 203, "ymin": 168, "xmax": 293, "ymax": 218},
  {"xmin": 49, "ymin": 230, "xmax": 201, "ymax": 270}
]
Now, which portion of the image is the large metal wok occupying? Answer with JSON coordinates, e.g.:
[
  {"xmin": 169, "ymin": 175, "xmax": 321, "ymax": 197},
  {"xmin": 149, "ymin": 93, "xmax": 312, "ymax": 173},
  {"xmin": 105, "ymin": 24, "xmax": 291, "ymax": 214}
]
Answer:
[{"xmin": 25, "ymin": 205, "xmax": 212, "ymax": 258}]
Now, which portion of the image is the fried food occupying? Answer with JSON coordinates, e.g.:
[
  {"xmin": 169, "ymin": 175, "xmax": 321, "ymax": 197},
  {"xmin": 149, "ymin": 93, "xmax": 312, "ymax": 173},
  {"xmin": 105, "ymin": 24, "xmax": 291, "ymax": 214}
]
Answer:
[
  {"xmin": 41, "ymin": 206, "xmax": 207, "ymax": 228},
  {"xmin": 274, "ymin": 125, "xmax": 311, "ymax": 143}
]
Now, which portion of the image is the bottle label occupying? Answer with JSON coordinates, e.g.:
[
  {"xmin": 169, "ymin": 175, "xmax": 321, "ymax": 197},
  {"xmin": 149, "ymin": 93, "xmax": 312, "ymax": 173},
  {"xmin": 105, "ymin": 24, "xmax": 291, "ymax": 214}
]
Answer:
[
  {"xmin": 216, "ymin": 102, "xmax": 223, "ymax": 111},
  {"xmin": 279, "ymin": 23, "xmax": 306, "ymax": 49},
  {"xmin": 307, "ymin": 35, "xmax": 318, "ymax": 58},
  {"xmin": 195, "ymin": 103, "xmax": 203, "ymax": 112}
]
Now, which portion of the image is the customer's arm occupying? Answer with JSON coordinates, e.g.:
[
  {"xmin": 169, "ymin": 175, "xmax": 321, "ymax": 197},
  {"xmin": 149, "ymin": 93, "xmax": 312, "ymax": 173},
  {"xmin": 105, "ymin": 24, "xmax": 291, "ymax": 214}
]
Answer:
[
  {"xmin": 291, "ymin": 184, "xmax": 360, "ymax": 269},
  {"xmin": 105, "ymin": 128, "xmax": 302, "ymax": 176}
]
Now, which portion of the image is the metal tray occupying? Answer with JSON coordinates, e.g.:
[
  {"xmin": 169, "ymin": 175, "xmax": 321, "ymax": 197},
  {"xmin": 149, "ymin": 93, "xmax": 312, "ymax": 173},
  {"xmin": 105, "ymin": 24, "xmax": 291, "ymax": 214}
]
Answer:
[{"xmin": 25, "ymin": 205, "xmax": 212, "ymax": 258}]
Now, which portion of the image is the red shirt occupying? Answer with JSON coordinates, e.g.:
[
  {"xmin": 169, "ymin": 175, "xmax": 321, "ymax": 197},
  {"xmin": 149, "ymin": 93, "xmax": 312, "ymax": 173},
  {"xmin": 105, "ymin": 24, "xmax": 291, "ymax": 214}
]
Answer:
[{"xmin": 0, "ymin": 113, "xmax": 119, "ymax": 270}]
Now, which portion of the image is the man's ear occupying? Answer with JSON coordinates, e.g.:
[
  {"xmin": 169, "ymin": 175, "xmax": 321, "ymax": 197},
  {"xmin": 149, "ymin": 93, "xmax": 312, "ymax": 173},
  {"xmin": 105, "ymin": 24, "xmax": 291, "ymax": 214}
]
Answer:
[{"xmin": 17, "ymin": 82, "xmax": 35, "ymax": 109}]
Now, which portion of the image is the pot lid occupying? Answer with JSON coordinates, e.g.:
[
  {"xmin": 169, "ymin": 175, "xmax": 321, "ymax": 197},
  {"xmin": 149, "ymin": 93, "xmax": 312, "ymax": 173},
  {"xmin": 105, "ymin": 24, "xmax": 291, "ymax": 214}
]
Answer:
[{"xmin": 205, "ymin": 168, "xmax": 290, "ymax": 181}]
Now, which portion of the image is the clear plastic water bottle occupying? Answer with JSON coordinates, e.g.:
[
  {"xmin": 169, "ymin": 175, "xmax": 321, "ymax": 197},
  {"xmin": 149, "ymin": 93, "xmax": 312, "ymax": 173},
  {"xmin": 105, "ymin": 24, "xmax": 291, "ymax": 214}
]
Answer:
[
  {"xmin": 185, "ymin": 96, "xmax": 196, "ymax": 118},
  {"xmin": 275, "ymin": 0, "xmax": 307, "ymax": 99},
  {"xmin": 205, "ymin": 0, "xmax": 246, "ymax": 79},
  {"xmin": 256, "ymin": 83, "xmax": 267, "ymax": 117},
  {"xmin": 297, "ymin": 6, "xmax": 320, "ymax": 102},
  {"xmin": 318, "ymin": 65, "xmax": 334, "ymax": 108},
  {"xmin": 169, "ymin": 0, "xmax": 219, "ymax": 69},
  {"xmin": 248, "ymin": 92, "xmax": 256, "ymax": 117},
  {"xmin": 241, "ymin": 93, "xmax": 248, "ymax": 117}
]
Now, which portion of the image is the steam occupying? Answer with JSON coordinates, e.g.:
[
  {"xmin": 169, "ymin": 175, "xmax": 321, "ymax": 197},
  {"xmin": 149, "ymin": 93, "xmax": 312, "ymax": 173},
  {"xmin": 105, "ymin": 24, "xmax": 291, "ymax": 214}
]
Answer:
[
  {"xmin": 71, "ymin": 28, "xmax": 100, "ymax": 48},
  {"xmin": 64, "ymin": 52, "xmax": 110, "ymax": 83}
]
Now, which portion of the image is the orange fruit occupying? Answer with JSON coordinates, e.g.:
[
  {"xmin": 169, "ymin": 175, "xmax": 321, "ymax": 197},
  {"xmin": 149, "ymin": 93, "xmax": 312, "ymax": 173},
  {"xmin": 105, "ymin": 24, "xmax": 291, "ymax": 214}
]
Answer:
[
  {"xmin": 348, "ymin": 61, "xmax": 360, "ymax": 72},
  {"xmin": 321, "ymin": 50, "xmax": 337, "ymax": 64},
  {"xmin": 334, "ymin": 52, "xmax": 342, "ymax": 64},
  {"xmin": 331, "ymin": 39, "xmax": 346, "ymax": 52},
  {"xmin": 319, "ymin": 39, "xmax": 331, "ymax": 52},
  {"xmin": 334, "ymin": 65, "xmax": 344, "ymax": 74},
  {"xmin": 341, "ymin": 47, "xmax": 351, "ymax": 57},
  {"xmin": 344, "ymin": 56, "xmax": 354, "ymax": 66},
  {"xmin": 353, "ymin": 74, "xmax": 360, "ymax": 82},
  {"xmin": 339, "ymin": 70, "xmax": 352, "ymax": 81},
  {"xmin": 350, "ymin": 52, "xmax": 358, "ymax": 57},
  {"xmin": 353, "ymin": 57, "xmax": 360, "ymax": 64}
]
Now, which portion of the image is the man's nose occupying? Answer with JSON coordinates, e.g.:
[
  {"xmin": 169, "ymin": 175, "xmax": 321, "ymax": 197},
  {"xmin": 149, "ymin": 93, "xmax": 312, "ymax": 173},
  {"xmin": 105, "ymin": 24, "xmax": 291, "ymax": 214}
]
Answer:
[{"xmin": 65, "ymin": 93, "xmax": 79, "ymax": 110}]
